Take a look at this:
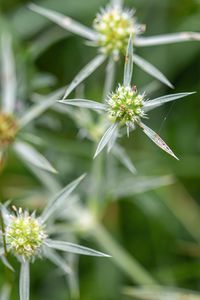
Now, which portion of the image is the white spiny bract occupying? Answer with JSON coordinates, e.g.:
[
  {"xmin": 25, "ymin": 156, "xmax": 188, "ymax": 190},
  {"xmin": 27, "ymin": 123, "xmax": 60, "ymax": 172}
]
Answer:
[
  {"xmin": 6, "ymin": 208, "xmax": 47, "ymax": 259},
  {"xmin": 107, "ymin": 84, "xmax": 145, "ymax": 125},
  {"xmin": 93, "ymin": 6, "xmax": 143, "ymax": 58}
]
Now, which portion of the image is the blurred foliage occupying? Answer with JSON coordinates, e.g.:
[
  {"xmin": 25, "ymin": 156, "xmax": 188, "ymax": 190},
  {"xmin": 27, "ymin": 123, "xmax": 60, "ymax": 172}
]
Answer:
[{"xmin": 0, "ymin": 0, "xmax": 200, "ymax": 299}]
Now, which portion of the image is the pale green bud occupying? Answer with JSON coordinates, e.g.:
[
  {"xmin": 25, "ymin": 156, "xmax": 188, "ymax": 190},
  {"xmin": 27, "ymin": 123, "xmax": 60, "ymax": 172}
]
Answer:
[
  {"xmin": 6, "ymin": 209, "xmax": 47, "ymax": 259},
  {"xmin": 107, "ymin": 84, "xmax": 144, "ymax": 124}
]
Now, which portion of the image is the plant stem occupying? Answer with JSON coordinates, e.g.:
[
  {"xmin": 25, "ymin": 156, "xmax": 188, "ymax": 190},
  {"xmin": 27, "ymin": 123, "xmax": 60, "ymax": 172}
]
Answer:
[
  {"xmin": 0, "ymin": 210, "xmax": 7, "ymax": 256},
  {"xmin": 103, "ymin": 57, "xmax": 116, "ymax": 101},
  {"xmin": 92, "ymin": 222, "xmax": 157, "ymax": 286},
  {"xmin": 88, "ymin": 146, "xmax": 105, "ymax": 216}
]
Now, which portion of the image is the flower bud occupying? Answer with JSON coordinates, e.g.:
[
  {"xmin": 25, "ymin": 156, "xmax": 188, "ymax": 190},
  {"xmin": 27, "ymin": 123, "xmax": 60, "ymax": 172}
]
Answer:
[
  {"xmin": 107, "ymin": 85, "xmax": 144, "ymax": 124},
  {"xmin": 93, "ymin": 6, "xmax": 141, "ymax": 58},
  {"xmin": 6, "ymin": 209, "xmax": 47, "ymax": 259}
]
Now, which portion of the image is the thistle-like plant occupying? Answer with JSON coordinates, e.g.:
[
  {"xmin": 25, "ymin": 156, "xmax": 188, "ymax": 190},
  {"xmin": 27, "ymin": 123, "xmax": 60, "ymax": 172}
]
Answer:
[
  {"xmin": 0, "ymin": 33, "xmax": 95, "ymax": 177},
  {"xmin": 29, "ymin": 0, "xmax": 200, "ymax": 93},
  {"xmin": 0, "ymin": 174, "xmax": 110, "ymax": 300},
  {"xmin": 0, "ymin": 33, "xmax": 61, "ymax": 174},
  {"xmin": 58, "ymin": 36, "xmax": 195, "ymax": 160}
]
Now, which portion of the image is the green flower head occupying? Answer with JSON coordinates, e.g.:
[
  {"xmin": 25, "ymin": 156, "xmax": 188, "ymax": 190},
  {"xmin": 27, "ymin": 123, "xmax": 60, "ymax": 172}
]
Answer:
[
  {"xmin": 6, "ymin": 208, "xmax": 47, "ymax": 259},
  {"xmin": 93, "ymin": 6, "xmax": 143, "ymax": 58},
  {"xmin": 107, "ymin": 84, "xmax": 145, "ymax": 125}
]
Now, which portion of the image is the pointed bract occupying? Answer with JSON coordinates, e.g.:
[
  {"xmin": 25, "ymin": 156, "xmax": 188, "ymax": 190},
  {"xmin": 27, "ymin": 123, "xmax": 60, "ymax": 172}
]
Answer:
[
  {"xmin": 94, "ymin": 123, "xmax": 118, "ymax": 158},
  {"xmin": 133, "ymin": 54, "xmax": 173, "ymax": 88},
  {"xmin": 40, "ymin": 174, "xmax": 86, "ymax": 223},
  {"xmin": 123, "ymin": 35, "xmax": 133, "ymax": 87},
  {"xmin": 139, "ymin": 122, "xmax": 179, "ymax": 160},
  {"xmin": 29, "ymin": 3, "xmax": 97, "ymax": 41},
  {"xmin": 59, "ymin": 99, "xmax": 107, "ymax": 111},
  {"xmin": 45, "ymin": 239, "xmax": 111, "ymax": 257},
  {"xmin": 63, "ymin": 55, "xmax": 106, "ymax": 99},
  {"xmin": 13, "ymin": 141, "xmax": 57, "ymax": 173},
  {"xmin": 135, "ymin": 32, "xmax": 200, "ymax": 47},
  {"xmin": 144, "ymin": 92, "xmax": 195, "ymax": 112},
  {"xmin": 44, "ymin": 247, "xmax": 72, "ymax": 274},
  {"xmin": 1, "ymin": 33, "xmax": 17, "ymax": 114}
]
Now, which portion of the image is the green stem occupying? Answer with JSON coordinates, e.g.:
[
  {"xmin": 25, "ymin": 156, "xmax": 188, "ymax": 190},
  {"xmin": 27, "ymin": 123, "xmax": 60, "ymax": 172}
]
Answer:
[
  {"xmin": 88, "ymin": 146, "xmax": 104, "ymax": 216},
  {"xmin": 0, "ymin": 210, "xmax": 7, "ymax": 256},
  {"xmin": 92, "ymin": 222, "xmax": 157, "ymax": 286},
  {"xmin": 103, "ymin": 57, "xmax": 116, "ymax": 101}
]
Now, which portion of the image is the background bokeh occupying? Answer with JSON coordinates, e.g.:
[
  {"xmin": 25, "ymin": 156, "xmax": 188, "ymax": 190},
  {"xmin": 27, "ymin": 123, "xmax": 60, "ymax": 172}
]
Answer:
[{"xmin": 0, "ymin": 0, "xmax": 200, "ymax": 299}]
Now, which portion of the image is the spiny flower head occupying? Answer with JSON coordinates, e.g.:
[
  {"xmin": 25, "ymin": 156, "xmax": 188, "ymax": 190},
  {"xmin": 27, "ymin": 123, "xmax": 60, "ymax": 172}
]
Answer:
[
  {"xmin": 93, "ymin": 6, "xmax": 142, "ymax": 57},
  {"xmin": 107, "ymin": 84, "xmax": 145, "ymax": 124},
  {"xmin": 6, "ymin": 208, "xmax": 47, "ymax": 259},
  {"xmin": 0, "ymin": 112, "xmax": 18, "ymax": 148}
]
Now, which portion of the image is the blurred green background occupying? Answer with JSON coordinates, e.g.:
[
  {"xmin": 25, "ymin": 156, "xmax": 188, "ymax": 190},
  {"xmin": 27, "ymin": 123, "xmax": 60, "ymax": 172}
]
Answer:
[{"xmin": 0, "ymin": 0, "xmax": 200, "ymax": 299}]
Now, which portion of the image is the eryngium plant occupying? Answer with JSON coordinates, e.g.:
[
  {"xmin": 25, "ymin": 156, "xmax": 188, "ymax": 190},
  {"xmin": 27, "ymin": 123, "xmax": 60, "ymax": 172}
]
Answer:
[
  {"xmin": 0, "ymin": 175, "xmax": 110, "ymax": 300},
  {"xmin": 29, "ymin": 1, "xmax": 200, "ymax": 90},
  {"xmin": 58, "ymin": 36, "xmax": 195, "ymax": 159},
  {"xmin": 0, "ymin": 32, "xmax": 98, "ymax": 177},
  {"xmin": 0, "ymin": 33, "xmax": 59, "ymax": 174}
]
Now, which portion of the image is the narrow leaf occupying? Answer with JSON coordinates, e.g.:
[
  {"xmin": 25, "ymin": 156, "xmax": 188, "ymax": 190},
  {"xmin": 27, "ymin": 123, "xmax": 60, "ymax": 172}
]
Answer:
[
  {"xmin": 0, "ymin": 284, "xmax": 11, "ymax": 300},
  {"xmin": 13, "ymin": 141, "xmax": 57, "ymax": 173},
  {"xmin": 112, "ymin": 145, "xmax": 137, "ymax": 174},
  {"xmin": 144, "ymin": 92, "xmax": 195, "ymax": 112},
  {"xmin": 123, "ymin": 35, "xmax": 133, "ymax": 87},
  {"xmin": 19, "ymin": 261, "xmax": 30, "ymax": 300},
  {"xmin": 1, "ymin": 33, "xmax": 17, "ymax": 113},
  {"xmin": 94, "ymin": 123, "xmax": 118, "ymax": 159},
  {"xmin": 29, "ymin": 3, "xmax": 96, "ymax": 41},
  {"xmin": 44, "ymin": 247, "xmax": 72, "ymax": 274},
  {"xmin": 19, "ymin": 87, "xmax": 65, "ymax": 128},
  {"xmin": 45, "ymin": 239, "xmax": 111, "ymax": 257},
  {"xmin": 107, "ymin": 126, "xmax": 118, "ymax": 152},
  {"xmin": 1, "ymin": 255, "xmax": 15, "ymax": 272},
  {"xmin": 133, "ymin": 54, "xmax": 173, "ymax": 88},
  {"xmin": 135, "ymin": 32, "xmax": 200, "ymax": 47},
  {"xmin": 63, "ymin": 55, "xmax": 106, "ymax": 99},
  {"xmin": 40, "ymin": 174, "xmax": 86, "ymax": 223},
  {"xmin": 59, "ymin": 99, "xmax": 107, "ymax": 111},
  {"xmin": 139, "ymin": 122, "xmax": 178, "ymax": 160},
  {"xmin": 111, "ymin": 175, "xmax": 174, "ymax": 198},
  {"xmin": 123, "ymin": 286, "xmax": 200, "ymax": 300}
]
